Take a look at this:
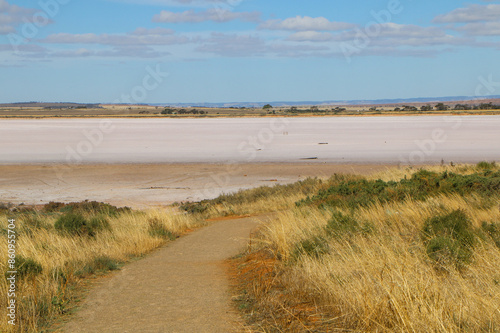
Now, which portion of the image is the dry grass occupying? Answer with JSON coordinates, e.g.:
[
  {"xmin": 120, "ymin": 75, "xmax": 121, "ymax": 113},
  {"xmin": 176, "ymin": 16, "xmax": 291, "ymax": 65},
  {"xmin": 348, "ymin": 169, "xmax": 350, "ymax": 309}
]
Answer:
[
  {"xmin": 232, "ymin": 163, "xmax": 500, "ymax": 332},
  {"xmin": 0, "ymin": 208, "xmax": 203, "ymax": 332}
]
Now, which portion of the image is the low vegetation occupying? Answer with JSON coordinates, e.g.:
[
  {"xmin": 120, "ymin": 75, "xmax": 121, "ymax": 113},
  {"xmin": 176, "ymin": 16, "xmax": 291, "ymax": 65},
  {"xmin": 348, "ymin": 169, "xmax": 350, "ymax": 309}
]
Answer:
[
  {"xmin": 0, "ymin": 202, "xmax": 203, "ymax": 332},
  {"xmin": 215, "ymin": 162, "xmax": 500, "ymax": 332},
  {"xmin": 3, "ymin": 163, "xmax": 499, "ymax": 332}
]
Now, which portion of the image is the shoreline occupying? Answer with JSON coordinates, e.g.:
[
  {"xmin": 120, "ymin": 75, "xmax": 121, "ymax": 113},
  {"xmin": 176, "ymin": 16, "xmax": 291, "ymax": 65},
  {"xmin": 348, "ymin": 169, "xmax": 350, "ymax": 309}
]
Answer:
[
  {"xmin": 1, "ymin": 111, "xmax": 500, "ymax": 120},
  {"xmin": 0, "ymin": 163, "xmax": 399, "ymax": 209}
]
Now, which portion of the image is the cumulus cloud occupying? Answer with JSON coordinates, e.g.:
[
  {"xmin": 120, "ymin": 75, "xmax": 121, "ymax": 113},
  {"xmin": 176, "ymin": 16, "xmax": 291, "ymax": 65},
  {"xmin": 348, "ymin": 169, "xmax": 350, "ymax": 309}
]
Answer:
[
  {"xmin": 434, "ymin": 4, "xmax": 500, "ymax": 23},
  {"xmin": 259, "ymin": 16, "xmax": 355, "ymax": 31},
  {"xmin": 152, "ymin": 8, "xmax": 260, "ymax": 23}
]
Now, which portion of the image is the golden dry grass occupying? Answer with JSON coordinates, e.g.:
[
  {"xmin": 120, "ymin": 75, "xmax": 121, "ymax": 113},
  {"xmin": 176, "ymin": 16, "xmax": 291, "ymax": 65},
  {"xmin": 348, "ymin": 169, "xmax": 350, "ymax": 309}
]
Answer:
[
  {"xmin": 233, "ymin": 164, "xmax": 500, "ymax": 332},
  {"xmin": 0, "ymin": 208, "xmax": 203, "ymax": 332}
]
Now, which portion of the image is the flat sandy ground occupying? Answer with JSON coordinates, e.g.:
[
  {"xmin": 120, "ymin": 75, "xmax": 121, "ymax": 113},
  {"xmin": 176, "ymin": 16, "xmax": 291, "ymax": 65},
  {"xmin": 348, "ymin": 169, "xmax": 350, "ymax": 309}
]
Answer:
[{"xmin": 0, "ymin": 163, "xmax": 391, "ymax": 209}]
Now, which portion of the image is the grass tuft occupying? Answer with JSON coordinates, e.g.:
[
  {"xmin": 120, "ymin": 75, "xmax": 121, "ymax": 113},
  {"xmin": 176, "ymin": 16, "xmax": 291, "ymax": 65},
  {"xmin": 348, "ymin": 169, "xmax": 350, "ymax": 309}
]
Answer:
[
  {"xmin": 422, "ymin": 209, "xmax": 477, "ymax": 268},
  {"xmin": 148, "ymin": 217, "xmax": 178, "ymax": 240}
]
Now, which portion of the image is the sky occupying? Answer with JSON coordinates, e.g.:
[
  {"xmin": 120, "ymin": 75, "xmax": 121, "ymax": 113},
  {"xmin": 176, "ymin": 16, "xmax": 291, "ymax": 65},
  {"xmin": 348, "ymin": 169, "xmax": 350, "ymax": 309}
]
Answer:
[{"xmin": 0, "ymin": 0, "xmax": 500, "ymax": 104}]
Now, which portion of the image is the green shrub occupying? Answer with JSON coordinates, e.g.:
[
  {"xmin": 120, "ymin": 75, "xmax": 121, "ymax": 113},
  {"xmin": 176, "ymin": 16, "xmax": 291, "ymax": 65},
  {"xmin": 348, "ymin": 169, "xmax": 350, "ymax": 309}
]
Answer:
[
  {"xmin": 43, "ymin": 201, "xmax": 66, "ymax": 212},
  {"xmin": 179, "ymin": 201, "xmax": 208, "ymax": 214},
  {"xmin": 47, "ymin": 200, "xmax": 130, "ymax": 216},
  {"xmin": 326, "ymin": 212, "xmax": 374, "ymax": 237},
  {"xmin": 10, "ymin": 255, "xmax": 43, "ymax": 279},
  {"xmin": 422, "ymin": 210, "xmax": 477, "ymax": 268},
  {"xmin": 477, "ymin": 161, "xmax": 496, "ymax": 170},
  {"xmin": 482, "ymin": 221, "xmax": 500, "ymax": 248},
  {"xmin": 148, "ymin": 218, "xmax": 177, "ymax": 240},
  {"xmin": 89, "ymin": 215, "xmax": 112, "ymax": 232},
  {"xmin": 91, "ymin": 256, "xmax": 120, "ymax": 271},
  {"xmin": 54, "ymin": 213, "xmax": 94, "ymax": 237},
  {"xmin": 298, "ymin": 170, "xmax": 500, "ymax": 210},
  {"xmin": 75, "ymin": 256, "xmax": 120, "ymax": 277},
  {"xmin": 293, "ymin": 236, "xmax": 329, "ymax": 259}
]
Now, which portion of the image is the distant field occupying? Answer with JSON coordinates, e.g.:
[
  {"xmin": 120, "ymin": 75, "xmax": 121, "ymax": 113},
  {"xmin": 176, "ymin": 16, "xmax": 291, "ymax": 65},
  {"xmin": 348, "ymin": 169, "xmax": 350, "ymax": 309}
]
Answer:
[{"xmin": 1, "ymin": 100, "xmax": 500, "ymax": 118}]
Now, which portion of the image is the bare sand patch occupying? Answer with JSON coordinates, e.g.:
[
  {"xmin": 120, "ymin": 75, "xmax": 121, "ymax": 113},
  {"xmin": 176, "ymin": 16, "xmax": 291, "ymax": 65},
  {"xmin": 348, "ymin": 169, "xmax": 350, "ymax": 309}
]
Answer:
[{"xmin": 0, "ymin": 163, "xmax": 390, "ymax": 209}]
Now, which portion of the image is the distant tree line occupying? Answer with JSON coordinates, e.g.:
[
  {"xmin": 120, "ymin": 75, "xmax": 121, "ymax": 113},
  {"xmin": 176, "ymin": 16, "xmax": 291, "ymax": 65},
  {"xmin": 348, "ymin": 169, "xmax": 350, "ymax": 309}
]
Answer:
[
  {"xmin": 162, "ymin": 108, "xmax": 206, "ymax": 115},
  {"xmin": 393, "ymin": 102, "xmax": 500, "ymax": 112}
]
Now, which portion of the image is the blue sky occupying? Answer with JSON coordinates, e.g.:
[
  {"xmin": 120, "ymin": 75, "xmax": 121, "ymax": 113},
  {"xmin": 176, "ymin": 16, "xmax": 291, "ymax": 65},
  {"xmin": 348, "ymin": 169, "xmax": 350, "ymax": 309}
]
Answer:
[{"xmin": 1, "ymin": 0, "xmax": 500, "ymax": 104}]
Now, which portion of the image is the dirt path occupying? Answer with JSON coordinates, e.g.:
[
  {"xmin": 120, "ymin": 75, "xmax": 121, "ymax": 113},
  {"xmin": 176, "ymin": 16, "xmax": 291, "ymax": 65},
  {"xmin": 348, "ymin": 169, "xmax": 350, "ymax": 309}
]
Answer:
[{"xmin": 60, "ymin": 217, "xmax": 260, "ymax": 333}]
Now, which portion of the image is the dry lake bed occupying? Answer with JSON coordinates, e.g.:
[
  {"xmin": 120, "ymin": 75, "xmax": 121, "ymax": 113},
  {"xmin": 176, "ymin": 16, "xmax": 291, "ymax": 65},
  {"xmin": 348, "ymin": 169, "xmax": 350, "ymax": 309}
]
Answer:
[{"xmin": 0, "ymin": 115, "xmax": 499, "ymax": 207}]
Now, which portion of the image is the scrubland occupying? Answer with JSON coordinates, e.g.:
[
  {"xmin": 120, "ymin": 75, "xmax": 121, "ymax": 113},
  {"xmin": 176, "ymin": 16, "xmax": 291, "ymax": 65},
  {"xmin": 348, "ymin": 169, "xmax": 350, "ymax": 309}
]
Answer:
[
  {"xmin": 189, "ymin": 162, "xmax": 500, "ymax": 332},
  {"xmin": 2, "ymin": 162, "xmax": 500, "ymax": 332},
  {"xmin": 0, "ymin": 202, "xmax": 203, "ymax": 332}
]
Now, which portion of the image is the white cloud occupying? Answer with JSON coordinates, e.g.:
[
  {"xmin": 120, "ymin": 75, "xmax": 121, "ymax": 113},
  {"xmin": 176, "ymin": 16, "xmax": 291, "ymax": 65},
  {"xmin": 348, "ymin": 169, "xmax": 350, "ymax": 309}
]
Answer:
[
  {"xmin": 130, "ymin": 27, "xmax": 175, "ymax": 35},
  {"xmin": 42, "ymin": 30, "xmax": 192, "ymax": 46},
  {"xmin": 287, "ymin": 31, "xmax": 335, "ymax": 42},
  {"xmin": 0, "ymin": 43, "xmax": 47, "ymax": 52},
  {"xmin": 0, "ymin": 0, "xmax": 38, "ymax": 35},
  {"xmin": 152, "ymin": 8, "xmax": 260, "ymax": 23},
  {"xmin": 14, "ymin": 45, "xmax": 171, "ymax": 59},
  {"xmin": 259, "ymin": 16, "xmax": 355, "ymax": 31},
  {"xmin": 286, "ymin": 23, "xmax": 451, "ymax": 45},
  {"xmin": 434, "ymin": 4, "xmax": 500, "ymax": 23},
  {"xmin": 195, "ymin": 32, "xmax": 329, "ymax": 57},
  {"xmin": 456, "ymin": 21, "xmax": 500, "ymax": 36},
  {"xmin": 108, "ymin": 0, "xmax": 242, "ymax": 6}
]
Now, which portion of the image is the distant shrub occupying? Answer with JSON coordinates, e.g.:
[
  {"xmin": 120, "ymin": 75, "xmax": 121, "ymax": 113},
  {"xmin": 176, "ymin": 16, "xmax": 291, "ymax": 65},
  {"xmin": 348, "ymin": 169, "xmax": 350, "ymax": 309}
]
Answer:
[
  {"xmin": 179, "ymin": 178, "xmax": 325, "ymax": 215},
  {"xmin": 47, "ymin": 200, "xmax": 130, "ymax": 216},
  {"xmin": 0, "ymin": 202, "xmax": 10, "ymax": 212},
  {"xmin": 55, "ymin": 213, "xmax": 94, "ymax": 237},
  {"xmin": 477, "ymin": 161, "xmax": 497, "ymax": 170},
  {"xmin": 148, "ymin": 218, "xmax": 177, "ymax": 240},
  {"xmin": 422, "ymin": 210, "xmax": 477, "ymax": 269},
  {"xmin": 43, "ymin": 201, "xmax": 66, "ymax": 212},
  {"xmin": 298, "ymin": 170, "xmax": 500, "ymax": 210}
]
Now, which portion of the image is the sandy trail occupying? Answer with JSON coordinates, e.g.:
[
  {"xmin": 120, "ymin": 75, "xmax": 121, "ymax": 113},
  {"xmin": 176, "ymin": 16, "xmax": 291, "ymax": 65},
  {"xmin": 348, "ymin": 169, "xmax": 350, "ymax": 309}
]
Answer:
[{"xmin": 60, "ymin": 217, "xmax": 259, "ymax": 333}]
